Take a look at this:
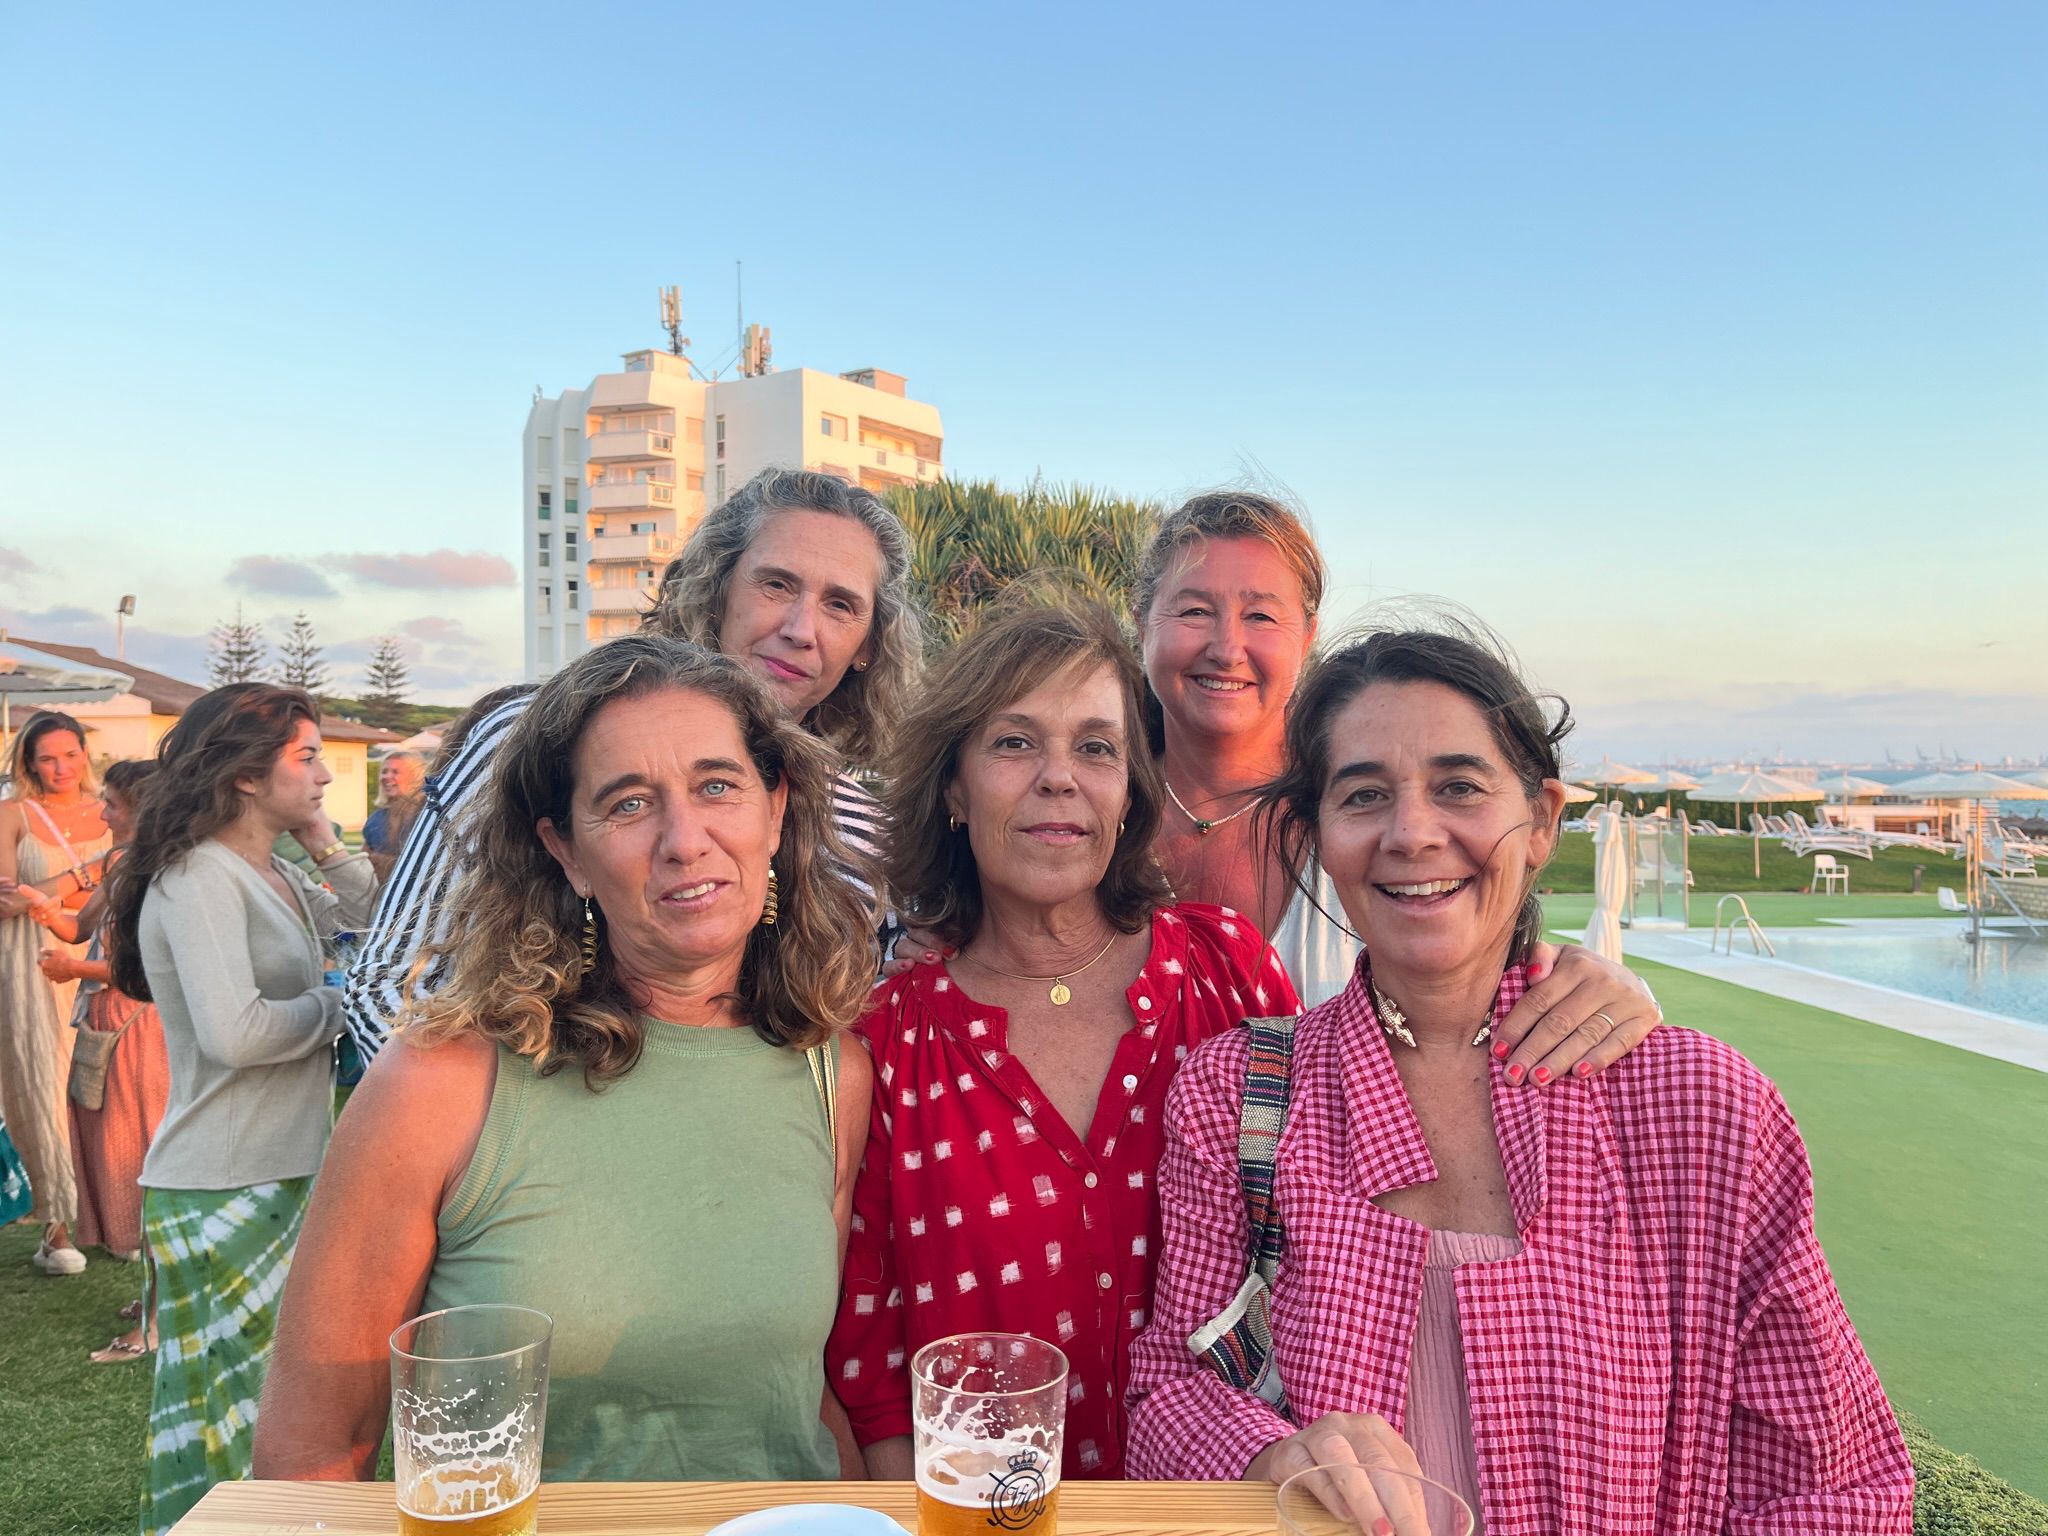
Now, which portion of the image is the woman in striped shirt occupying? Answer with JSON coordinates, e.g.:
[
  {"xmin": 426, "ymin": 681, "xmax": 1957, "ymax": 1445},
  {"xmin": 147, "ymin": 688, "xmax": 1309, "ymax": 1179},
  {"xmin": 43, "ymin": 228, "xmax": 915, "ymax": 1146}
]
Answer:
[{"xmin": 341, "ymin": 468, "xmax": 915, "ymax": 1056}]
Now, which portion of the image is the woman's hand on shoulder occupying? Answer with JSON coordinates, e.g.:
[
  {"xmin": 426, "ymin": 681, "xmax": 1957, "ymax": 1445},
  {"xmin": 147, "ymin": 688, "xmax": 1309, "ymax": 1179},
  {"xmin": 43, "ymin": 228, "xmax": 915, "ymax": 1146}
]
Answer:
[
  {"xmin": 1494, "ymin": 942, "xmax": 1661, "ymax": 1087},
  {"xmin": 882, "ymin": 924, "xmax": 953, "ymax": 980}
]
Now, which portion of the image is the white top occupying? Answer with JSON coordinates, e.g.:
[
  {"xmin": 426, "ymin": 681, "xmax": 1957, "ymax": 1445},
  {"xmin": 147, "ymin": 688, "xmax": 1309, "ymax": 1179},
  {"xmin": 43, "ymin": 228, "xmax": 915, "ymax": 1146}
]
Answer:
[
  {"xmin": 1266, "ymin": 856, "xmax": 1360, "ymax": 1008},
  {"xmin": 138, "ymin": 840, "xmax": 377, "ymax": 1190}
]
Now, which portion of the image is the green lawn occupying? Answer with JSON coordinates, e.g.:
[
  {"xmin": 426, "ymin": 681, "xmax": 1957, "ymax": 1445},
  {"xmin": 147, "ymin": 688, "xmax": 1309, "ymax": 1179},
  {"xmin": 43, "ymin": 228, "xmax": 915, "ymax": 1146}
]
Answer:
[
  {"xmin": 1541, "ymin": 890, "xmax": 1956, "ymax": 930},
  {"xmin": 1547, "ymin": 829, "xmax": 1965, "ymax": 895},
  {"xmin": 0, "ymin": 1224, "xmax": 150, "ymax": 1536},
  {"xmin": 1640, "ymin": 957, "xmax": 2048, "ymax": 1499}
]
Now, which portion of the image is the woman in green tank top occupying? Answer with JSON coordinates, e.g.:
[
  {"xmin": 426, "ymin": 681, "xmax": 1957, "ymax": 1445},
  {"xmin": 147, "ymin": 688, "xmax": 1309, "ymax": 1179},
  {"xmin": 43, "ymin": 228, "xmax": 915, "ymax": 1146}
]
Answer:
[{"xmin": 253, "ymin": 638, "xmax": 880, "ymax": 1483}]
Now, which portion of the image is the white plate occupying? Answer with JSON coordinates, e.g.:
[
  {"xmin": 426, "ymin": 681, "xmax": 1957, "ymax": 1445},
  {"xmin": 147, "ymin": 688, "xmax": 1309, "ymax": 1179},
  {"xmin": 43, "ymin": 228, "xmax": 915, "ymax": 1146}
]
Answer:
[{"xmin": 704, "ymin": 1504, "xmax": 906, "ymax": 1535}]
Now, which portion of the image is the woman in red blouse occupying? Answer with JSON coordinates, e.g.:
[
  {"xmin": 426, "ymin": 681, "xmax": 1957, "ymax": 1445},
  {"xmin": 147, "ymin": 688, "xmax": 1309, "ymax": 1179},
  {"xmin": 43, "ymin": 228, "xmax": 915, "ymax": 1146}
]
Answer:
[
  {"xmin": 827, "ymin": 594, "xmax": 1297, "ymax": 1481},
  {"xmin": 1125, "ymin": 628, "xmax": 1912, "ymax": 1534}
]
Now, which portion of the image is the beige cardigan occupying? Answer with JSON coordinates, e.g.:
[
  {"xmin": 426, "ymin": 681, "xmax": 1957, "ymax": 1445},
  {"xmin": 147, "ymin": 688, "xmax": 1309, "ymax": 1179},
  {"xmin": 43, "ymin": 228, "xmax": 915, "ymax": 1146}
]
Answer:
[{"xmin": 138, "ymin": 840, "xmax": 377, "ymax": 1190}]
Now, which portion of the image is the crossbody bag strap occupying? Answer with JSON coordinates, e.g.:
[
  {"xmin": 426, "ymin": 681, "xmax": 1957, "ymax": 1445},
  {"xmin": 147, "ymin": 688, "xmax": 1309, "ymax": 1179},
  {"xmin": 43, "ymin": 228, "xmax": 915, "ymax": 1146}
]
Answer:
[
  {"xmin": 1186, "ymin": 1013, "xmax": 1299, "ymax": 1416},
  {"xmin": 22, "ymin": 797, "xmax": 85, "ymax": 870},
  {"xmin": 1238, "ymin": 1013, "xmax": 1298, "ymax": 1283}
]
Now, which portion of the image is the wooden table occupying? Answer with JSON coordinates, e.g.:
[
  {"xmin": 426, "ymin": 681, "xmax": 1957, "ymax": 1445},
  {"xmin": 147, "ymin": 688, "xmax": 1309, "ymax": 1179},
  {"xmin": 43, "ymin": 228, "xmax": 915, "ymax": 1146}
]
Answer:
[{"xmin": 177, "ymin": 1480, "xmax": 1280, "ymax": 1534}]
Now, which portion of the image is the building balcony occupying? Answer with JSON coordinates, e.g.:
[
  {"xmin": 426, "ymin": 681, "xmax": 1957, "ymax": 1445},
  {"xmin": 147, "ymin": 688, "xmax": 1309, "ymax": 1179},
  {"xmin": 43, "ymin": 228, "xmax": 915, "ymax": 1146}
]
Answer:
[
  {"xmin": 588, "ymin": 530, "xmax": 679, "ymax": 565},
  {"xmin": 586, "ymin": 427, "xmax": 676, "ymax": 464},
  {"xmin": 588, "ymin": 584, "xmax": 652, "ymax": 616},
  {"xmin": 854, "ymin": 443, "xmax": 944, "ymax": 484},
  {"xmin": 588, "ymin": 477, "xmax": 677, "ymax": 511}
]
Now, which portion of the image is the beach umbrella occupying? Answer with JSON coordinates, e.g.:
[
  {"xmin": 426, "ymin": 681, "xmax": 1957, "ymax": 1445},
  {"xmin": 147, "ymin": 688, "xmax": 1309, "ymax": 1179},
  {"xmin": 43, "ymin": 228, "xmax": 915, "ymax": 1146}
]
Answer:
[
  {"xmin": 1888, "ymin": 769, "xmax": 2048, "ymax": 934},
  {"xmin": 1560, "ymin": 782, "xmax": 1598, "ymax": 805},
  {"xmin": 1815, "ymin": 772, "xmax": 1892, "ymax": 800},
  {"xmin": 1686, "ymin": 769, "xmax": 1824, "ymax": 878},
  {"xmin": 1581, "ymin": 758, "xmax": 1657, "ymax": 808},
  {"xmin": 2008, "ymin": 770, "xmax": 2048, "ymax": 791},
  {"xmin": 1583, "ymin": 803, "xmax": 1628, "ymax": 961},
  {"xmin": 1633, "ymin": 769, "xmax": 1701, "ymax": 814}
]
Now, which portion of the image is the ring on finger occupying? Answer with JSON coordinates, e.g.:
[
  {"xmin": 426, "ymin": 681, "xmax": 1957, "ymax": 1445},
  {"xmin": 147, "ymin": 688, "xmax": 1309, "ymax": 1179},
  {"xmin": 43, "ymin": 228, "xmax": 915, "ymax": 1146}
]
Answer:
[{"xmin": 1591, "ymin": 1010, "xmax": 1617, "ymax": 1031}]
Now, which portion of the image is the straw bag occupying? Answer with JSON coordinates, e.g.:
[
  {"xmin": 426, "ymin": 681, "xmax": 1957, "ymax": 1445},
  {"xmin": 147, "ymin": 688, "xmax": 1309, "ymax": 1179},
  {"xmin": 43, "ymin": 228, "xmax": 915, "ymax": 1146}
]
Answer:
[{"xmin": 69, "ymin": 1012, "xmax": 136, "ymax": 1111}]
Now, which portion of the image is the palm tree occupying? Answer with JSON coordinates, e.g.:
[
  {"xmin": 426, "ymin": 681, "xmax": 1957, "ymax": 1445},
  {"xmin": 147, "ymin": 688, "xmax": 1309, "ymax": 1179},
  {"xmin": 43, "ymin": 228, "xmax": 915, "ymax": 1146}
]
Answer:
[{"xmin": 887, "ymin": 478, "xmax": 1161, "ymax": 653}]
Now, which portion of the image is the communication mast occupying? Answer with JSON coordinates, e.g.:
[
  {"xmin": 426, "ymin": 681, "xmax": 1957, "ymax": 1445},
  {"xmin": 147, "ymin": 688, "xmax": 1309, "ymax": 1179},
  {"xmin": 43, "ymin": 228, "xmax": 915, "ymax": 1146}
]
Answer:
[
  {"xmin": 659, "ymin": 285, "xmax": 690, "ymax": 359},
  {"xmin": 740, "ymin": 323, "xmax": 773, "ymax": 377}
]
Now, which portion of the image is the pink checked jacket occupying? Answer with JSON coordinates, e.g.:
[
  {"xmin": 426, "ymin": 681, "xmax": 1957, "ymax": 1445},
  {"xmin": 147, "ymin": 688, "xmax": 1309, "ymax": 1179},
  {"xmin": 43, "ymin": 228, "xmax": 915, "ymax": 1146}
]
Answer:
[{"xmin": 1124, "ymin": 966, "xmax": 1914, "ymax": 1535}]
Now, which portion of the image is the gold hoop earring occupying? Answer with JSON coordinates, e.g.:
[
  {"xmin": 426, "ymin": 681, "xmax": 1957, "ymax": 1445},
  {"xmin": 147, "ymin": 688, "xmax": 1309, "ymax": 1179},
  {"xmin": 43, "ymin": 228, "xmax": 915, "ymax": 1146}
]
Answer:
[
  {"xmin": 761, "ymin": 866, "xmax": 780, "ymax": 927},
  {"xmin": 580, "ymin": 896, "xmax": 598, "ymax": 969},
  {"xmin": 948, "ymin": 815, "xmax": 961, "ymax": 833},
  {"xmin": 1118, "ymin": 819, "xmax": 1126, "ymax": 837}
]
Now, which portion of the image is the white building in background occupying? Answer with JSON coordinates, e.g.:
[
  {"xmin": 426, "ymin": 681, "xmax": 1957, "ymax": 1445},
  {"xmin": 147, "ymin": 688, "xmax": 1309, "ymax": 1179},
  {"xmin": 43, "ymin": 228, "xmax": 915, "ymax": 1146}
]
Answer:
[{"xmin": 521, "ymin": 353, "xmax": 944, "ymax": 678}]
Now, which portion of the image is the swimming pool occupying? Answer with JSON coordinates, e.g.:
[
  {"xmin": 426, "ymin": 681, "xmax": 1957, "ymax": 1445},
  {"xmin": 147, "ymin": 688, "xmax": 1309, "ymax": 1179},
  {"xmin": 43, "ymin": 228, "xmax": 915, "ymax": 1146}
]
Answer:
[{"xmin": 1746, "ymin": 924, "xmax": 2048, "ymax": 1025}]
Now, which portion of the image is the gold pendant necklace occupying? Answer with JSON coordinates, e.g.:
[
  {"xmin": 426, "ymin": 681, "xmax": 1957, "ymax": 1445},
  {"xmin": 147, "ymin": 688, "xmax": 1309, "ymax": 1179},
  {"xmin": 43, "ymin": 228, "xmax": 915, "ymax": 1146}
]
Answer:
[
  {"xmin": 970, "ymin": 931, "xmax": 1120, "ymax": 1006},
  {"xmin": 1368, "ymin": 977, "xmax": 1494, "ymax": 1050}
]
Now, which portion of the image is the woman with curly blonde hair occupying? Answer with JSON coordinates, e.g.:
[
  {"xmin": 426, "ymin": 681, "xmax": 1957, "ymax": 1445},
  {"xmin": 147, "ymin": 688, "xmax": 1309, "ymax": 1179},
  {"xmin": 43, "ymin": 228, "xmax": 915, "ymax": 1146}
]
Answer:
[
  {"xmin": 256, "ymin": 635, "xmax": 879, "ymax": 1485},
  {"xmin": 342, "ymin": 466, "xmax": 917, "ymax": 1059}
]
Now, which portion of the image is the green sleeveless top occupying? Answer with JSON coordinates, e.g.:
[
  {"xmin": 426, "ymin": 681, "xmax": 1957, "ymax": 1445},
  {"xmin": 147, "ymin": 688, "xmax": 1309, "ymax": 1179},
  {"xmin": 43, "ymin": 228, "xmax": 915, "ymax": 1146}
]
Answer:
[{"xmin": 425, "ymin": 1022, "xmax": 840, "ymax": 1482}]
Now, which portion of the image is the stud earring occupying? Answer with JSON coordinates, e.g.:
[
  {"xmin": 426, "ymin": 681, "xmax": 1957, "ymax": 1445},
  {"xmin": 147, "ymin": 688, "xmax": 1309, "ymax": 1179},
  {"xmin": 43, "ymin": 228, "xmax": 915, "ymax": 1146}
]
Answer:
[
  {"xmin": 948, "ymin": 815, "xmax": 961, "ymax": 832},
  {"xmin": 580, "ymin": 896, "xmax": 598, "ymax": 969},
  {"xmin": 761, "ymin": 866, "xmax": 780, "ymax": 926}
]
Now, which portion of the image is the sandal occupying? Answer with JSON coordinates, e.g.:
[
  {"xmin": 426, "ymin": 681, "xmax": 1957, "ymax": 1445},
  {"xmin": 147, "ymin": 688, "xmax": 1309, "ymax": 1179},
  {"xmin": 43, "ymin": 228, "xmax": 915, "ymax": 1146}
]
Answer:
[{"xmin": 90, "ymin": 1335, "xmax": 154, "ymax": 1364}]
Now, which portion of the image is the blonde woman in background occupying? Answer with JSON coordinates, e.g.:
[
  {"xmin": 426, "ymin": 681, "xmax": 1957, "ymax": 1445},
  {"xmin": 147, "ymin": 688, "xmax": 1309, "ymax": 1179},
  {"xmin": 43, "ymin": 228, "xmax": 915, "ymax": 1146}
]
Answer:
[{"xmin": 0, "ymin": 711, "xmax": 110, "ymax": 1276}]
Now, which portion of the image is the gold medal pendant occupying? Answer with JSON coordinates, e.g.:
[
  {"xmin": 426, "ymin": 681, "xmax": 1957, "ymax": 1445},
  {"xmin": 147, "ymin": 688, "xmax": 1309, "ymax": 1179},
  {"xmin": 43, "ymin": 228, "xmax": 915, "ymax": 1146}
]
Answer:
[{"xmin": 1049, "ymin": 982, "xmax": 1073, "ymax": 1006}]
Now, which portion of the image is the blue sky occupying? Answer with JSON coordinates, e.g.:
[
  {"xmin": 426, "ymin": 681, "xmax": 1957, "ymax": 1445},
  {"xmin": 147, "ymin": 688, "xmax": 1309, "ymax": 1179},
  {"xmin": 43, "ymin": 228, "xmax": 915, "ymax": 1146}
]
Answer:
[{"xmin": 3, "ymin": 3, "xmax": 2042, "ymax": 761}]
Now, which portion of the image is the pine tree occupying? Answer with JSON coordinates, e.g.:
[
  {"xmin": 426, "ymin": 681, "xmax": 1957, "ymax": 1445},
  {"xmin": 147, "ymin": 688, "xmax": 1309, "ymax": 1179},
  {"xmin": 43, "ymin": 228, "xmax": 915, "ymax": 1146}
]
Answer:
[
  {"xmin": 360, "ymin": 636, "xmax": 413, "ymax": 728},
  {"xmin": 206, "ymin": 604, "xmax": 271, "ymax": 685},
  {"xmin": 275, "ymin": 611, "xmax": 329, "ymax": 699}
]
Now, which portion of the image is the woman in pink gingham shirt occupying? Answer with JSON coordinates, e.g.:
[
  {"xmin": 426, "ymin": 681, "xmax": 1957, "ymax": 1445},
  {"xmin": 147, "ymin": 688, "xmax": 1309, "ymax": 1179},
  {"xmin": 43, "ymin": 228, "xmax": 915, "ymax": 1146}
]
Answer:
[{"xmin": 1126, "ymin": 628, "xmax": 1912, "ymax": 1534}]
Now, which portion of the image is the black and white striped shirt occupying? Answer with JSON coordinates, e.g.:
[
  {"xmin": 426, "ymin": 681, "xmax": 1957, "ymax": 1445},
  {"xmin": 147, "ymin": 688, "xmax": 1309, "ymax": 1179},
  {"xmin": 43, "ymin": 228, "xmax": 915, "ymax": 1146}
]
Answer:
[{"xmin": 340, "ymin": 692, "xmax": 892, "ymax": 1061}]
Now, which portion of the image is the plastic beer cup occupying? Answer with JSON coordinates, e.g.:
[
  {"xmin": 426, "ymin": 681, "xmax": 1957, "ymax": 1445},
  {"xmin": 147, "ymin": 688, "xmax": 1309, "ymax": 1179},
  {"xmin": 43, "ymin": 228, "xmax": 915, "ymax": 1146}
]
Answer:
[
  {"xmin": 912, "ymin": 1332, "xmax": 1067, "ymax": 1535},
  {"xmin": 1276, "ymin": 1463, "xmax": 1474, "ymax": 1536},
  {"xmin": 390, "ymin": 1304, "xmax": 553, "ymax": 1536}
]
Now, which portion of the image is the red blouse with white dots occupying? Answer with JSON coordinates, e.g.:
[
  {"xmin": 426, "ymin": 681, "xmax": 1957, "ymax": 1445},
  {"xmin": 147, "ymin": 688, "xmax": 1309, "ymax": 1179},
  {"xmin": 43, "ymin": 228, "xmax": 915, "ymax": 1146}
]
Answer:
[{"xmin": 826, "ymin": 902, "xmax": 1299, "ymax": 1480}]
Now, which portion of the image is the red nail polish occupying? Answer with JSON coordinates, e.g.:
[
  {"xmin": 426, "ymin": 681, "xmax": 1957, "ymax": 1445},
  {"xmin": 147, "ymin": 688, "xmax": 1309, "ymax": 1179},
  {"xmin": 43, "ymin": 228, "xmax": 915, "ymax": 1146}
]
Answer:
[
  {"xmin": 1505, "ymin": 1063, "xmax": 1525, "ymax": 1085},
  {"xmin": 1533, "ymin": 1066, "xmax": 1552, "ymax": 1085},
  {"xmin": 923, "ymin": 951, "xmax": 939, "ymax": 963},
  {"xmin": 943, "ymin": 946, "xmax": 957, "ymax": 957},
  {"xmin": 1491, "ymin": 1040, "xmax": 1510, "ymax": 1060},
  {"xmin": 1575, "ymin": 1060, "xmax": 1594, "ymax": 1078}
]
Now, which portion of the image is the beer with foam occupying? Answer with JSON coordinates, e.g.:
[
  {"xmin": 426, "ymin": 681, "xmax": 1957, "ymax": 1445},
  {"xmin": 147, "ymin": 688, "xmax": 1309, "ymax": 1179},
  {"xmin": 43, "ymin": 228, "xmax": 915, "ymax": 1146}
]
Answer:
[
  {"xmin": 396, "ymin": 1459, "xmax": 538, "ymax": 1536},
  {"xmin": 911, "ymin": 1333, "xmax": 1068, "ymax": 1536}
]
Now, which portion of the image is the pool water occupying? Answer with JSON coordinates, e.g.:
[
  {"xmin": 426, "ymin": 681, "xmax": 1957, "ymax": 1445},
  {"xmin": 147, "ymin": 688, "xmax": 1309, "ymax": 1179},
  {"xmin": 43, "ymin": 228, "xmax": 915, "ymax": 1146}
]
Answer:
[{"xmin": 1754, "ymin": 925, "xmax": 2048, "ymax": 1025}]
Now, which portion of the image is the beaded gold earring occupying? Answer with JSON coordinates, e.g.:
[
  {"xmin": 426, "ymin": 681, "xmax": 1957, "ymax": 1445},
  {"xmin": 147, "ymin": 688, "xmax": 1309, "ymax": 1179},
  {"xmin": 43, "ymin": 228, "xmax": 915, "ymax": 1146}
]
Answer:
[
  {"xmin": 761, "ymin": 866, "xmax": 780, "ymax": 926},
  {"xmin": 580, "ymin": 896, "xmax": 598, "ymax": 969}
]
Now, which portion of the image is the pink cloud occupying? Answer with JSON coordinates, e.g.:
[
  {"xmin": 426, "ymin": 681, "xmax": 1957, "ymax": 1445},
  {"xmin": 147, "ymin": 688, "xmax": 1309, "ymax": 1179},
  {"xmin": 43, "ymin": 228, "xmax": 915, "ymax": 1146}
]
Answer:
[{"xmin": 324, "ymin": 549, "xmax": 515, "ymax": 590}]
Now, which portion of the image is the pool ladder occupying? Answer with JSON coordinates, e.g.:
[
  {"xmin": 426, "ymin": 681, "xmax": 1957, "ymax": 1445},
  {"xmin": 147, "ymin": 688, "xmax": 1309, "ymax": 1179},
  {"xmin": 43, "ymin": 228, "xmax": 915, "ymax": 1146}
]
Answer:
[{"xmin": 1712, "ymin": 895, "xmax": 1775, "ymax": 958}]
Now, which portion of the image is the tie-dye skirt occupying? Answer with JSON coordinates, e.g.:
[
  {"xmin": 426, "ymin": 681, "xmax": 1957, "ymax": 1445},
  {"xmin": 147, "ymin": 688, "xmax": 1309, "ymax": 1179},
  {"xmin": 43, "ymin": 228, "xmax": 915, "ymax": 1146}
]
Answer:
[
  {"xmin": 138, "ymin": 1178, "xmax": 311, "ymax": 1536},
  {"xmin": 0, "ymin": 1110, "xmax": 30, "ymax": 1223}
]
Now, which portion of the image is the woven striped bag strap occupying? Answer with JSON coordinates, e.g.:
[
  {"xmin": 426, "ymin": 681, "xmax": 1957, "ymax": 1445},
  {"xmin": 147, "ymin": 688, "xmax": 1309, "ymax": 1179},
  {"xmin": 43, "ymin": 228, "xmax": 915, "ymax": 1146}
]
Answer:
[
  {"xmin": 1185, "ymin": 1013, "xmax": 1299, "ymax": 1415},
  {"xmin": 1238, "ymin": 1013, "xmax": 1299, "ymax": 1281}
]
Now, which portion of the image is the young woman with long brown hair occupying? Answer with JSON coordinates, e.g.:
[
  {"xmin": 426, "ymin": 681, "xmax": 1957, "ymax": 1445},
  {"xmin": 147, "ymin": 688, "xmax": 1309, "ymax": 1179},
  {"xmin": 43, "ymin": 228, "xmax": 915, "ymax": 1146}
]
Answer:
[{"xmin": 105, "ymin": 682, "xmax": 377, "ymax": 1536}]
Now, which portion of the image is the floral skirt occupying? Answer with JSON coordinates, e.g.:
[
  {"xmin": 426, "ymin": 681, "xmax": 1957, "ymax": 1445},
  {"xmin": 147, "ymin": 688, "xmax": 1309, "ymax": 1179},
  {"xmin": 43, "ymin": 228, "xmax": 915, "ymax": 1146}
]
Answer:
[{"xmin": 139, "ymin": 1178, "xmax": 310, "ymax": 1536}]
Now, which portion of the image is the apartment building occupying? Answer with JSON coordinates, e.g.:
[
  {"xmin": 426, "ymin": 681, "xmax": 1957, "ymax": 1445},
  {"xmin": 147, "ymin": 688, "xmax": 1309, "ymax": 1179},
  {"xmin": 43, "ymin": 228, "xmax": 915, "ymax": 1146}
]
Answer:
[{"xmin": 521, "ymin": 354, "xmax": 943, "ymax": 678}]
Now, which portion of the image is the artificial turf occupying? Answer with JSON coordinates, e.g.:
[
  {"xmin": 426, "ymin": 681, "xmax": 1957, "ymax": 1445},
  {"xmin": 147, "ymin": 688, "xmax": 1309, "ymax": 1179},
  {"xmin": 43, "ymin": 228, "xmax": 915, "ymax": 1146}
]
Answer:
[
  {"xmin": 1540, "ymin": 890, "xmax": 1955, "ymax": 930},
  {"xmin": 1638, "ymin": 956, "xmax": 2048, "ymax": 1500}
]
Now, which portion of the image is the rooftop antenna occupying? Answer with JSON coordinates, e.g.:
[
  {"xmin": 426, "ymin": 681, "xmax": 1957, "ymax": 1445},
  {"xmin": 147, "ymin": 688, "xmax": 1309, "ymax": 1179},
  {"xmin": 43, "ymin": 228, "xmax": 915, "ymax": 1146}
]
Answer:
[
  {"xmin": 116, "ymin": 594, "xmax": 135, "ymax": 660},
  {"xmin": 659, "ymin": 285, "xmax": 690, "ymax": 358}
]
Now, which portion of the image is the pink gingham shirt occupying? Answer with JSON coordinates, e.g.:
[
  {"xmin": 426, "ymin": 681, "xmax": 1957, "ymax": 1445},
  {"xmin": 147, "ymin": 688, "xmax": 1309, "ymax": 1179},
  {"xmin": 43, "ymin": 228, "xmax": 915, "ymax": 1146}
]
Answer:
[{"xmin": 1125, "ymin": 965, "xmax": 1914, "ymax": 1535}]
